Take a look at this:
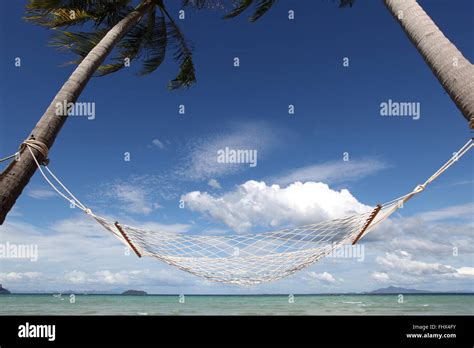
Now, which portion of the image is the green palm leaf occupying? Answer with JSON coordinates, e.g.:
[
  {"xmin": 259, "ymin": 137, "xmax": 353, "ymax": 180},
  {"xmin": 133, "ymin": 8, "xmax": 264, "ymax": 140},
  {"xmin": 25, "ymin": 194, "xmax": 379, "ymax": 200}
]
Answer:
[
  {"xmin": 162, "ymin": 8, "xmax": 196, "ymax": 89},
  {"xmin": 222, "ymin": 0, "xmax": 253, "ymax": 19},
  {"xmin": 26, "ymin": 0, "xmax": 197, "ymax": 89},
  {"xmin": 138, "ymin": 10, "xmax": 168, "ymax": 75}
]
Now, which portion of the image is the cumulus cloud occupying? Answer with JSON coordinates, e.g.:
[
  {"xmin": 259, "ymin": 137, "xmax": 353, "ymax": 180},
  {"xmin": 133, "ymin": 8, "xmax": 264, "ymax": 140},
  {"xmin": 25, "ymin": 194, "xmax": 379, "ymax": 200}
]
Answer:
[
  {"xmin": 268, "ymin": 158, "xmax": 388, "ymax": 186},
  {"xmin": 182, "ymin": 180, "xmax": 371, "ymax": 233},
  {"xmin": 64, "ymin": 269, "xmax": 190, "ymax": 287},
  {"xmin": 376, "ymin": 251, "xmax": 456, "ymax": 276},
  {"xmin": 65, "ymin": 270, "xmax": 87, "ymax": 284},
  {"xmin": 0, "ymin": 272, "xmax": 40, "ymax": 282},
  {"xmin": 0, "ymin": 215, "xmax": 197, "ymax": 292},
  {"xmin": 306, "ymin": 271, "xmax": 337, "ymax": 284},
  {"xmin": 456, "ymin": 267, "xmax": 474, "ymax": 277},
  {"xmin": 371, "ymin": 271, "xmax": 390, "ymax": 283},
  {"xmin": 373, "ymin": 250, "xmax": 474, "ymax": 285}
]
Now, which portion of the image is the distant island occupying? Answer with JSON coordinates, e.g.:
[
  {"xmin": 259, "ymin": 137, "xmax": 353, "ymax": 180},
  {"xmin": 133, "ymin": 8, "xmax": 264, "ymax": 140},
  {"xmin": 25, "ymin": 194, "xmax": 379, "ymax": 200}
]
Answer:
[
  {"xmin": 121, "ymin": 289, "xmax": 147, "ymax": 296},
  {"xmin": 369, "ymin": 286, "xmax": 432, "ymax": 294},
  {"xmin": 0, "ymin": 284, "xmax": 11, "ymax": 294}
]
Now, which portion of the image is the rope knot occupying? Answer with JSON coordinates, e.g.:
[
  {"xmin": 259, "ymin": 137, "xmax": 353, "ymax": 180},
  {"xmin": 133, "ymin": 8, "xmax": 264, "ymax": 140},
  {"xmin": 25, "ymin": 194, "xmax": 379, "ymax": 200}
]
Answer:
[
  {"xmin": 21, "ymin": 138, "xmax": 49, "ymax": 164},
  {"xmin": 413, "ymin": 184, "xmax": 425, "ymax": 193}
]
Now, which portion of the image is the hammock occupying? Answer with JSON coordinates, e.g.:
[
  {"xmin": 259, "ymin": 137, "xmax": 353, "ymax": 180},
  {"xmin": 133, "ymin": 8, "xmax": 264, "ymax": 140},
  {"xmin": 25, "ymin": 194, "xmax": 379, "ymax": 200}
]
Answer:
[{"xmin": 6, "ymin": 138, "xmax": 473, "ymax": 285}]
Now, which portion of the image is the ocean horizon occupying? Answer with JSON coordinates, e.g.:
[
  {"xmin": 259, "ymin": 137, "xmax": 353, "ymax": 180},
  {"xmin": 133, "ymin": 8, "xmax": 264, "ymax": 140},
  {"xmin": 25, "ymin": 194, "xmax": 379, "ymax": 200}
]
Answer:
[{"xmin": 1, "ymin": 294, "xmax": 473, "ymax": 316}]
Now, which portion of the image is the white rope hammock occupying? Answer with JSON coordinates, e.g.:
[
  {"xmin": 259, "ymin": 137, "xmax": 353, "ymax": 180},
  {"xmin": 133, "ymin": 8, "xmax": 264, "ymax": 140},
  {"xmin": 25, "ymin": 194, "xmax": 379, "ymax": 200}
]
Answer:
[{"xmin": 8, "ymin": 138, "xmax": 473, "ymax": 285}]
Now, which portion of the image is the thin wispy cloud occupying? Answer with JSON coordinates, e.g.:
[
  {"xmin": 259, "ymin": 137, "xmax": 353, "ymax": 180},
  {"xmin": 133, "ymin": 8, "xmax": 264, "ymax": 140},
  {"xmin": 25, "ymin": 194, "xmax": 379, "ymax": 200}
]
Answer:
[
  {"xmin": 414, "ymin": 203, "xmax": 473, "ymax": 222},
  {"xmin": 268, "ymin": 158, "xmax": 388, "ymax": 186},
  {"xmin": 150, "ymin": 138, "xmax": 166, "ymax": 150},
  {"xmin": 27, "ymin": 187, "xmax": 57, "ymax": 199},
  {"xmin": 101, "ymin": 182, "xmax": 161, "ymax": 215},
  {"xmin": 175, "ymin": 122, "xmax": 278, "ymax": 181},
  {"xmin": 207, "ymin": 179, "xmax": 222, "ymax": 189}
]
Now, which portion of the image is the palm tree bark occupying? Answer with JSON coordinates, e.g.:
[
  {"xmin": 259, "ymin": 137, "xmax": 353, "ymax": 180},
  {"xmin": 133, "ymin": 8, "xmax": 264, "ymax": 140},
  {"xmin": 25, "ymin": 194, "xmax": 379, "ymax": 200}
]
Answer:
[
  {"xmin": 0, "ymin": 0, "xmax": 155, "ymax": 224},
  {"xmin": 384, "ymin": 0, "xmax": 474, "ymax": 126}
]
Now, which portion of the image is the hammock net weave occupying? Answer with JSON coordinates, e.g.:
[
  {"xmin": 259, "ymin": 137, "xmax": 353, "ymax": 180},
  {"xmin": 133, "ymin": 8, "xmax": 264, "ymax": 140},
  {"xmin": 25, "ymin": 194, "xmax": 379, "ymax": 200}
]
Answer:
[
  {"xmin": 12, "ymin": 138, "xmax": 473, "ymax": 285},
  {"xmin": 92, "ymin": 204, "xmax": 394, "ymax": 285}
]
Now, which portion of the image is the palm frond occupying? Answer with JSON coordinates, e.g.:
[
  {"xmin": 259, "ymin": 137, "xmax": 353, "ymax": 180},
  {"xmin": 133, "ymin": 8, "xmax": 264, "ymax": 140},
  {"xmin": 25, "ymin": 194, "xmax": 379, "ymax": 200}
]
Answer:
[
  {"xmin": 96, "ymin": 9, "xmax": 167, "ymax": 77},
  {"xmin": 25, "ymin": 8, "xmax": 97, "ymax": 28},
  {"xmin": 96, "ymin": 19, "xmax": 150, "ymax": 76},
  {"xmin": 223, "ymin": 0, "xmax": 253, "ymax": 19},
  {"xmin": 50, "ymin": 29, "xmax": 108, "ymax": 64},
  {"xmin": 26, "ymin": 0, "xmax": 131, "ymax": 13},
  {"xmin": 223, "ymin": 0, "xmax": 276, "ymax": 22},
  {"xmin": 25, "ymin": 0, "xmax": 133, "ymax": 28},
  {"xmin": 182, "ymin": 0, "xmax": 224, "ymax": 9},
  {"xmin": 248, "ymin": 0, "xmax": 276, "ymax": 21},
  {"xmin": 162, "ymin": 8, "xmax": 196, "ymax": 89},
  {"xmin": 28, "ymin": 1, "xmax": 196, "ymax": 88},
  {"xmin": 339, "ymin": 0, "xmax": 356, "ymax": 8},
  {"xmin": 138, "ymin": 11, "xmax": 167, "ymax": 75}
]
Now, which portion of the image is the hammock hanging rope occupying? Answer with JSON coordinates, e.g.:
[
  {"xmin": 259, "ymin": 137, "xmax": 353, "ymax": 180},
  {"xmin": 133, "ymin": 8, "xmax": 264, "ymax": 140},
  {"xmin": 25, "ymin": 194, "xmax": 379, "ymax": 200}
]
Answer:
[{"xmin": 11, "ymin": 138, "xmax": 474, "ymax": 285}]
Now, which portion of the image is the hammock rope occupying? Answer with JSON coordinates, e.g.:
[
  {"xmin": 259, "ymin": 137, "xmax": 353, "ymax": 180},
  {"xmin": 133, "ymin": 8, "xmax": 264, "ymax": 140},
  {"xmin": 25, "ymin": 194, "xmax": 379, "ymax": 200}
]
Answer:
[{"xmin": 18, "ymin": 138, "xmax": 474, "ymax": 285}]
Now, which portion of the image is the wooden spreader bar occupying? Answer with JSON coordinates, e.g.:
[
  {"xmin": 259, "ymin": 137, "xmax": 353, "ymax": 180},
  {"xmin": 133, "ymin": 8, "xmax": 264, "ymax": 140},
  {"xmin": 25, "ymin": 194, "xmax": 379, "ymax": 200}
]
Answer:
[
  {"xmin": 115, "ymin": 221, "xmax": 142, "ymax": 258},
  {"xmin": 352, "ymin": 204, "xmax": 382, "ymax": 245}
]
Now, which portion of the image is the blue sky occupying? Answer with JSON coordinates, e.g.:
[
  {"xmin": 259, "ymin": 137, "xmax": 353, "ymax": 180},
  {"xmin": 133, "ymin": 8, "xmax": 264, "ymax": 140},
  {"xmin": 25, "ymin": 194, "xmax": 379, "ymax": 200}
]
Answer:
[{"xmin": 0, "ymin": 0, "xmax": 473, "ymax": 294}]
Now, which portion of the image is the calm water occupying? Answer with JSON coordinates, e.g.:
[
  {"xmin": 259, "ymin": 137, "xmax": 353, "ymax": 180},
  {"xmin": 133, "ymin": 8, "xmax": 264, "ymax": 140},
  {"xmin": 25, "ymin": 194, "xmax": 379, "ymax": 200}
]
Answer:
[{"xmin": 1, "ymin": 294, "xmax": 473, "ymax": 315}]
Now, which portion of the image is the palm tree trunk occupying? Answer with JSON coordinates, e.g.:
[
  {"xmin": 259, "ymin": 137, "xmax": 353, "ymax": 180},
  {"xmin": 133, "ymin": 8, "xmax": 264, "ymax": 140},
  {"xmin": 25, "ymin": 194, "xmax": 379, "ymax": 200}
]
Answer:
[
  {"xmin": 384, "ymin": 0, "xmax": 474, "ymax": 126},
  {"xmin": 0, "ymin": 0, "xmax": 155, "ymax": 224}
]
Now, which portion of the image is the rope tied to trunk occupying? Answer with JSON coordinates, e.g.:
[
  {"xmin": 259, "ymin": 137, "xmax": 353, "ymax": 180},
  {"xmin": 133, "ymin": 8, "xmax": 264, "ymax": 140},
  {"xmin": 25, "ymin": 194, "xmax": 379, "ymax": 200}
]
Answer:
[
  {"xmin": 1, "ymin": 138, "xmax": 49, "ymax": 164},
  {"xmin": 21, "ymin": 138, "xmax": 49, "ymax": 164}
]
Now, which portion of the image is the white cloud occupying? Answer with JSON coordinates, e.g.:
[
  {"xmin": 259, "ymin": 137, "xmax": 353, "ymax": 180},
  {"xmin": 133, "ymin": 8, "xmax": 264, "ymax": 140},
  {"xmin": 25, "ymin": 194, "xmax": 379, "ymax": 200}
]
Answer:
[
  {"xmin": 362, "ymin": 203, "xmax": 474, "ymax": 260},
  {"xmin": 371, "ymin": 271, "xmax": 390, "ymax": 283},
  {"xmin": 374, "ymin": 250, "xmax": 474, "ymax": 285},
  {"xmin": 151, "ymin": 139, "xmax": 165, "ymax": 150},
  {"xmin": 376, "ymin": 251, "xmax": 456, "ymax": 276},
  {"xmin": 0, "ymin": 215, "xmax": 198, "ymax": 292},
  {"xmin": 176, "ymin": 122, "xmax": 276, "ymax": 180},
  {"xmin": 182, "ymin": 180, "xmax": 371, "ymax": 233},
  {"xmin": 127, "ymin": 221, "xmax": 191, "ymax": 234},
  {"xmin": 207, "ymin": 179, "xmax": 222, "ymax": 189},
  {"xmin": 27, "ymin": 187, "xmax": 56, "ymax": 199},
  {"xmin": 105, "ymin": 183, "xmax": 160, "ymax": 215},
  {"xmin": 65, "ymin": 270, "xmax": 87, "ymax": 284},
  {"xmin": 0, "ymin": 272, "xmax": 40, "ymax": 282},
  {"xmin": 306, "ymin": 271, "xmax": 337, "ymax": 283},
  {"xmin": 269, "ymin": 158, "xmax": 388, "ymax": 186},
  {"xmin": 414, "ymin": 203, "xmax": 473, "ymax": 222},
  {"xmin": 456, "ymin": 267, "xmax": 474, "ymax": 277},
  {"xmin": 64, "ymin": 269, "xmax": 191, "ymax": 286}
]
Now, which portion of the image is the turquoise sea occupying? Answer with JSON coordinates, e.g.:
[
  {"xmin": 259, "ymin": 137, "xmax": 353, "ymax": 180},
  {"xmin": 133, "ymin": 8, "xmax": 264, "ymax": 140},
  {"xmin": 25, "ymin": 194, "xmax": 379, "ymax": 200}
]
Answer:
[{"xmin": 0, "ymin": 294, "xmax": 473, "ymax": 315}]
